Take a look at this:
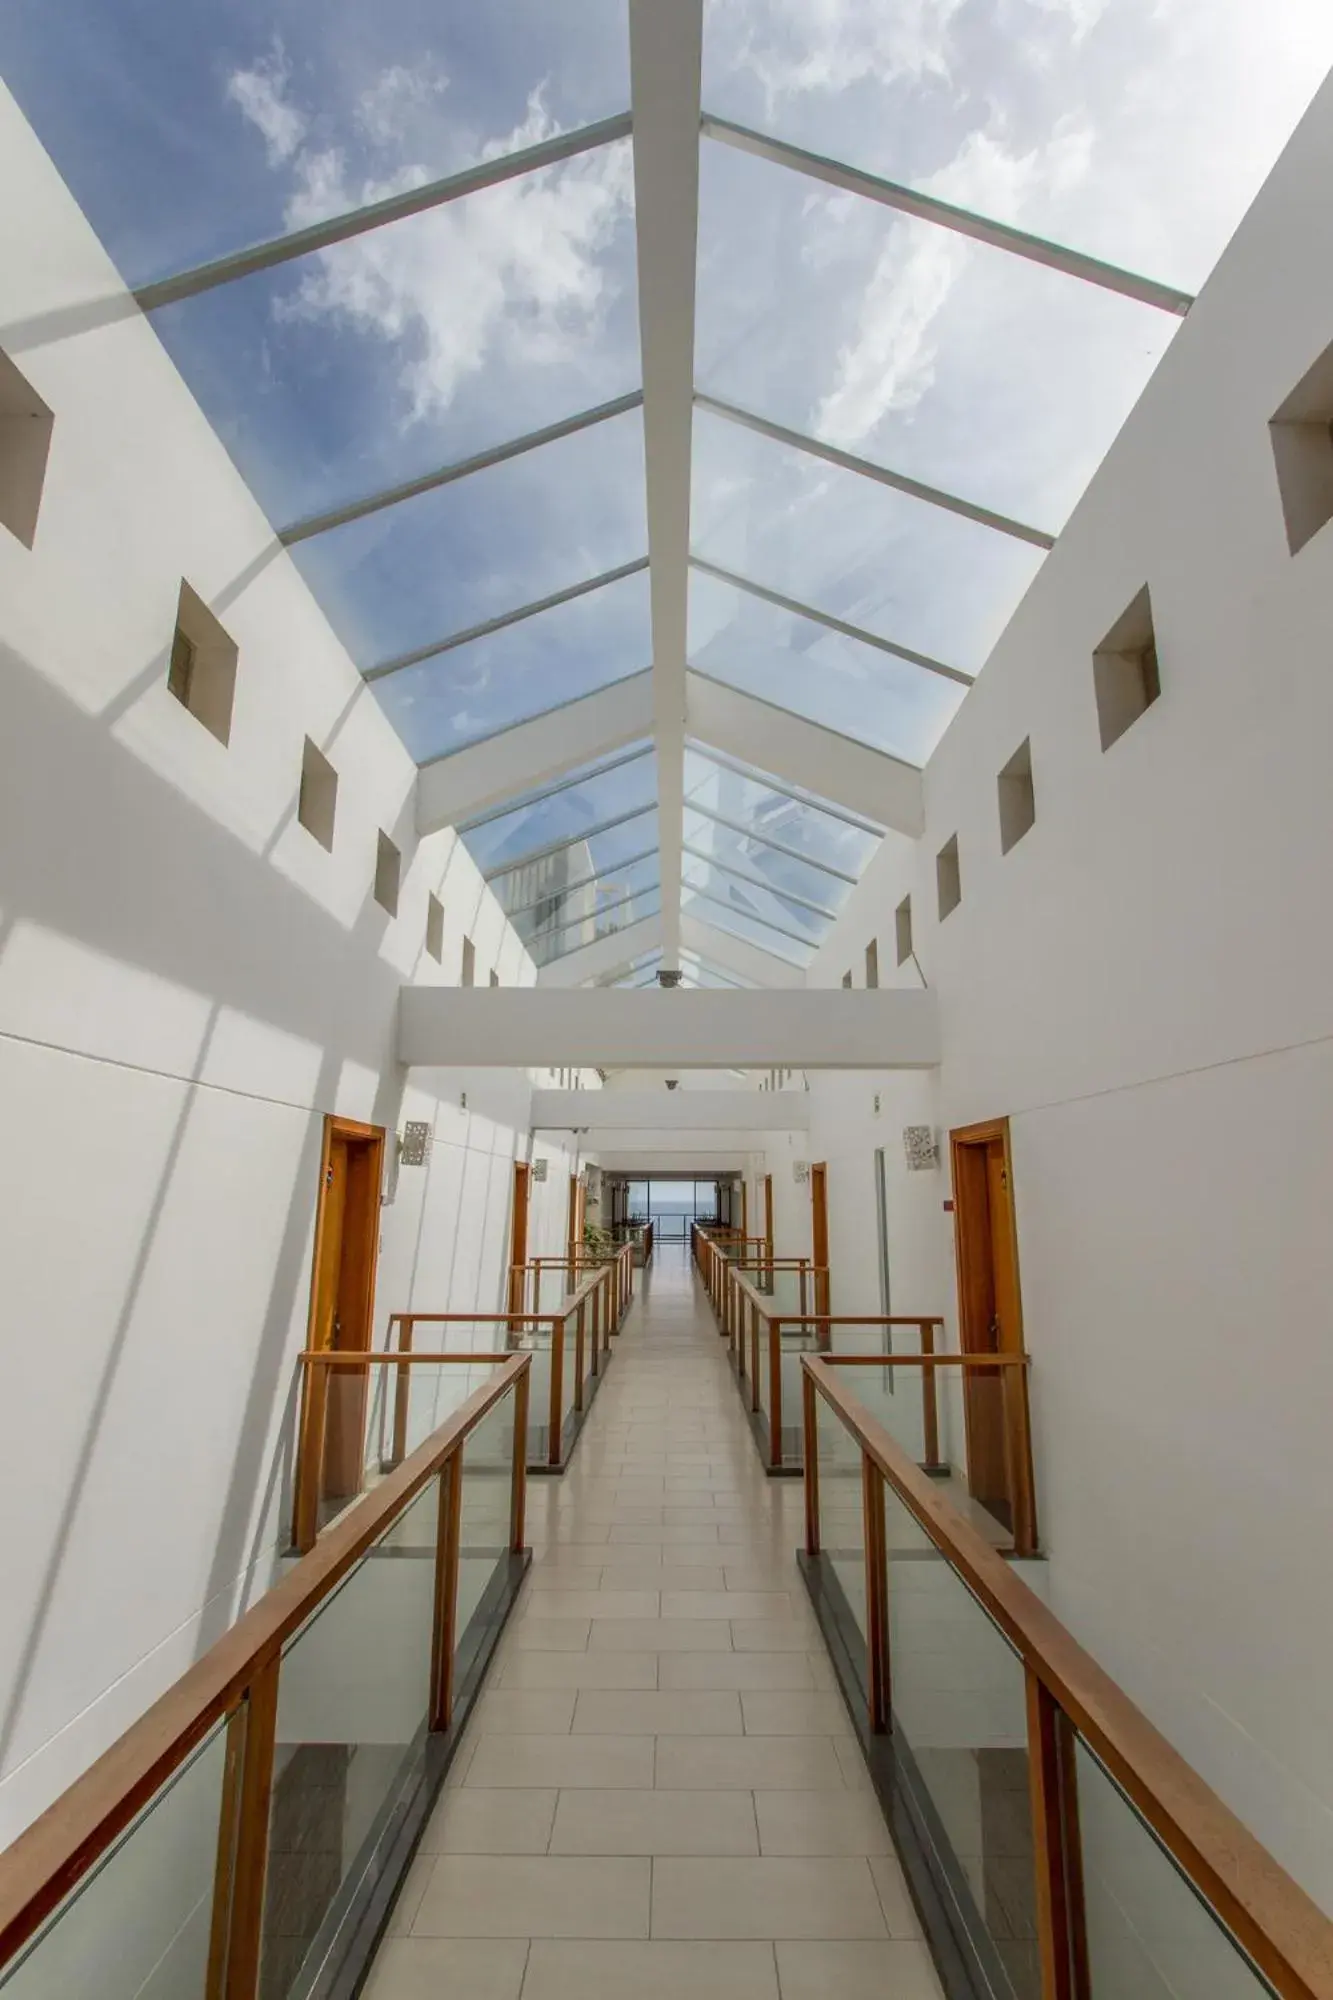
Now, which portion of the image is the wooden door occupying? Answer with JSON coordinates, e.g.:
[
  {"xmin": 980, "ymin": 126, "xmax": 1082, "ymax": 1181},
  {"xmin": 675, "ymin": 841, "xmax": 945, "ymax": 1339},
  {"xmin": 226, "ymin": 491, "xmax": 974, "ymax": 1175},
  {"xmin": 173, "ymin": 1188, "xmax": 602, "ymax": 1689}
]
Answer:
[
  {"xmin": 508, "ymin": 1160, "xmax": 531, "ymax": 1317},
  {"xmin": 951, "ymin": 1119, "xmax": 1023, "ymax": 1530},
  {"xmin": 310, "ymin": 1117, "xmax": 385, "ymax": 1504},
  {"xmin": 810, "ymin": 1162, "xmax": 830, "ymax": 1316},
  {"xmin": 762, "ymin": 1175, "xmax": 774, "ymax": 1259}
]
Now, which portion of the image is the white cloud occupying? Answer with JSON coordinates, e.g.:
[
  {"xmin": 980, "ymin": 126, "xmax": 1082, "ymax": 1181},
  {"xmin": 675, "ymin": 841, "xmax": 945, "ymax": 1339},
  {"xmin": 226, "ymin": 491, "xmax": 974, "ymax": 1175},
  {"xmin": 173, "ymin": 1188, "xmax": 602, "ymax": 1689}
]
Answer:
[
  {"xmin": 226, "ymin": 43, "xmax": 307, "ymax": 167},
  {"xmin": 711, "ymin": 0, "xmax": 966, "ymax": 108},
  {"xmin": 356, "ymin": 61, "xmax": 450, "ymax": 147},
  {"xmin": 226, "ymin": 64, "xmax": 633, "ymax": 426}
]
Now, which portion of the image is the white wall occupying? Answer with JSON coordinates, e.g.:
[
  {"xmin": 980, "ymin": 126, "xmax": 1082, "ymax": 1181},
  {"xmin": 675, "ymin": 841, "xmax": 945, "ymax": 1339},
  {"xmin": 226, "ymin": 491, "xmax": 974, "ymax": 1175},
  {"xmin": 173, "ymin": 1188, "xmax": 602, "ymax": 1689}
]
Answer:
[
  {"xmin": 800, "ymin": 75, "xmax": 1333, "ymax": 1911},
  {"xmin": 0, "ymin": 86, "xmax": 562, "ymax": 1845}
]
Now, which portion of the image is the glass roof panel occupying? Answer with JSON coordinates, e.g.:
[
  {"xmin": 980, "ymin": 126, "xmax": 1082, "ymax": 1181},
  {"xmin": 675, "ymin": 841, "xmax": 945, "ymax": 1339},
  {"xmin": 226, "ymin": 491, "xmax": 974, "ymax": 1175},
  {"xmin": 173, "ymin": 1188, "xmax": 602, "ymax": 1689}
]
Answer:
[
  {"xmin": 691, "ymin": 405, "xmax": 1043, "ymax": 683},
  {"xmin": 512, "ymin": 851, "xmax": 661, "ymax": 950},
  {"xmin": 683, "ymin": 747, "xmax": 880, "ymax": 880},
  {"xmin": 0, "ymin": 1, "xmax": 631, "ymax": 282},
  {"xmin": 701, "ymin": 2, "xmax": 1333, "ymax": 289},
  {"xmin": 373, "ymin": 580, "xmax": 651, "ymax": 762},
  {"xmin": 531, "ymin": 885, "xmax": 662, "ymax": 968},
  {"xmin": 694, "ymin": 135, "xmax": 1177, "ymax": 533},
  {"xmin": 682, "ymin": 807, "xmax": 850, "ymax": 915},
  {"xmin": 464, "ymin": 752, "xmax": 658, "ymax": 876},
  {"xmin": 682, "ymin": 854, "xmax": 831, "ymax": 949},
  {"xmin": 291, "ymin": 407, "xmax": 646, "ymax": 669},
  {"xmin": 489, "ymin": 807, "xmax": 659, "ymax": 912},
  {"xmin": 688, "ymin": 574, "xmax": 965, "ymax": 767},
  {"xmin": 681, "ymin": 887, "xmax": 814, "ymax": 969}
]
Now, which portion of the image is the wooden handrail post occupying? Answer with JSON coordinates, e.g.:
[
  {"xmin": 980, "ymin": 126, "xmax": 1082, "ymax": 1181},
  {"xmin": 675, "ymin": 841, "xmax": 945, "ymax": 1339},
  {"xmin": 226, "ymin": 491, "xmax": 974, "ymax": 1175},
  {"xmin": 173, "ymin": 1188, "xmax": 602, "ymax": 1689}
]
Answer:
[
  {"xmin": 574, "ymin": 1302, "xmax": 586, "ymax": 1413},
  {"xmin": 510, "ymin": 1365, "xmax": 529, "ymax": 1554},
  {"xmin": 750, "ymin": 1305, "xmax": 761, "ymax": 1415},
  {"xmin": 768, "ymin": 1313, "xmax": 783, "ymax": 1470},
  {"xmin": 218, "ymin": 1654, "xmax": 279, "ymax": 2000},
  {"xmin": 548, "ymin": 1318, "xmax": 564, "ymax": 1470},
  {"xmin": 429, "ymin": 1457, "xmax": 464, "ymax": 1732},
  {"xmin": 390, "ymin": 1316, "xmax": 414, "ymax": 1469},
  {"xmin": 292, "ymin": 1358, "xmax": 327, "ymax": 1556},
  {"xmin": 802, "ymin": 1369, "xmax": 821, "ymax": 1554},
  {"xmin": 862, "ymin": 1457, "xmax": 890, "ymax": 1736},
  {"xmin": 920, "ymin": 1321, "xmax": 945, "ymax": 1474},
  {"xmin": 1026, "ymin": 1673, "xmax": 1089, "ymax": 2000},
  {"xmin": 1003, "ymin": 1359, "xmax": 1039, "ymax": 1556}
]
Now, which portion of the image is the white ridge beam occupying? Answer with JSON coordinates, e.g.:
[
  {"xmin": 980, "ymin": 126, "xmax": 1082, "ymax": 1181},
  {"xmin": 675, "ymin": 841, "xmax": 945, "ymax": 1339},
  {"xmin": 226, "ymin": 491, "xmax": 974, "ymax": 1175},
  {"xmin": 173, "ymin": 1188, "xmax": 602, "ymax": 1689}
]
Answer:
[
  {"xmin": 415, "ymin": 675, "xmax": 653, "ymax": 835},
  {"xmin": 686, "ymin": 672, "xmax": 923, "ymax": 836},
  {"xmin": 536, "ymin": 915, "xmax": 663, "ymax": 988},
  {"xmin": 702, "ymin": 115, "xmax": 1194, "ymax": 317},
  {"xmin": 630, "ymin": 0, "xmax": 704, "ymax": 976}
]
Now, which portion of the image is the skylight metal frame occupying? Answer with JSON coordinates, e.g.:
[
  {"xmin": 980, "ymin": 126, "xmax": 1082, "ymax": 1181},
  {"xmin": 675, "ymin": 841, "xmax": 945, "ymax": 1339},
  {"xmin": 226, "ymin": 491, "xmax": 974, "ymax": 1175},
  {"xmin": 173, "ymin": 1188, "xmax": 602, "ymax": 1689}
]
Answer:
[
  {"xmin": 680, "ymin": 883, "xmax": 818, "ymax": 954},
  {"xmin": 701, "ymin": 114, "xmax": 1195, "ymax": 318},
  {"xmin": 534, "ymin": 884, "xmax": 664, "ymax": 964},
  {"xmin": 364, "ymin": 556, "xmax": 650, "ymax": 683},
  {"xmin": 481, "ymin": 802, "xmax": 659, "ymax": 881},
  {"xmin": 681, "ymin": 801, "xmax": 860, "ymax": 886},
  {"xmin": 460, "ymin": 742, "xmax": 655, "ymax": 835},
  {"xmin": 501, "ymin": 842, "xmax": 661, "ymax": 922},
  {"xmin": 680, "ymin": 841, "xmax": 840, "ymax": 921},
  {"xmin": 685, "ymin": 741, "xmax": 885, "ymax": 837},
  {"xmin": 690, "ymin": 556, "xmax": 973, "ymax": 687}
]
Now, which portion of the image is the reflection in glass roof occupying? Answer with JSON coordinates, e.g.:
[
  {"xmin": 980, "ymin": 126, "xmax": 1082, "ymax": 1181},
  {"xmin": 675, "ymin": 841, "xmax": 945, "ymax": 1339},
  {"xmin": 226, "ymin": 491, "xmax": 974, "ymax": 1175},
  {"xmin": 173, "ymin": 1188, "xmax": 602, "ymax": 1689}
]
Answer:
[
  {"xmin": 528, "ymin": 884, "xmax": 662, "ymax": 969},
  {"xmin": 682, "ymin": 808, "xmax": 847, "ymax": 918},
  {"xmin": 683, "ymin": 747, "xmax": 881, "ymax": 882},
  {"xmin": 682, "ymin": 886, "xmax": 814, "ymax": 970},
  {"xmin": 463, "ymin": 747, "xmax": 658, "ymax": 878}
]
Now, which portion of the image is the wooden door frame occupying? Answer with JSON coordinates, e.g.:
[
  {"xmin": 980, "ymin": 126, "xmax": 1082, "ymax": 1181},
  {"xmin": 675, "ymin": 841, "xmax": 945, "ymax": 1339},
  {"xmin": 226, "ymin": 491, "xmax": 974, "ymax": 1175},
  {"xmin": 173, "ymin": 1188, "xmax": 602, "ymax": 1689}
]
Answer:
[
  {"xmin": 305, "ymin": 1114, "xmax": 386, "ymax": 1503},
  {"xmin": 949, "ymin": 1116, "xmax": 1032, "ymax": 1547},
  {"xmin": 809, "ymin": 1162, "xmax": 830, "ymax": 1316},
  {"xmin": 950, "ymin": 1117, "xmax": 1024, "ymax": 1351},
  {"xmin": 762, "ymin": 1173, "xmax": 774, "ymax": 1259}
]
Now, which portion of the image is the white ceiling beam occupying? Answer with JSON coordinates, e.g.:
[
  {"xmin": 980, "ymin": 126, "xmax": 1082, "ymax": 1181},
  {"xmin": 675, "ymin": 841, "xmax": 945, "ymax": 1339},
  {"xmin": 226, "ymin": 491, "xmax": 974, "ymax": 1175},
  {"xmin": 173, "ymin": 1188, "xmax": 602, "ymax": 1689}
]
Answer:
[
  {"xmin": 691, "ymin": 556, "xmax": 971, "ymax": 687},
  {"xmin": 535, "ymin": 915, "xmax": 663, "ymax": 989},
  {"xmin": 533, "ymin": 1090, "xmax": 810, "ymax": 1130},
  {"xmin": 365, "ymin": 558, "xmax": 648, "ymax": 683},
  {"xmin": 630, "ymin": 0, "xmax": 703, "ymax": 974},
  {"xmin": 415, "ymin": 675, "xmax": 653, "ymax": 835},
  {"xmin": 398, "ymin": 986, "xmax": 940, "ymax": 1069},
  {"xmin": 679, "ymin": 912, "xmax": 806, "ymax": 989},
  {"xmin": 685, "ymin": 672, "xmax": 924, "ymax": 836}
]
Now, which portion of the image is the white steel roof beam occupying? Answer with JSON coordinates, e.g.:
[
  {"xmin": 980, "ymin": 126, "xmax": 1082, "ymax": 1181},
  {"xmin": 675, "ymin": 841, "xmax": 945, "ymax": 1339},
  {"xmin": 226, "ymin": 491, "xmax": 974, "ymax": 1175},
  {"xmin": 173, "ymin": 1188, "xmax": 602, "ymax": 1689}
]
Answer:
[
  {"xmin": 365, "ymin": 557, "xmax": 648, "ymax": 683},
  {"xmin": 536, "ymin": 915, "xmax": 663, "ymax": 988},
  {"xmin": 690, "ymin": 557, "xmax": 973, "ymax": 687},
  {"xmin": 679, "ymin": 913, "xmax": 805, "ymax": 989},
  {"xmin": 630, "ymin": 0, "xmax": 704, "ymax": 975},
  {"xmin": 702, "ymin": 115, "xmax": 1194, "ymax": 317}
]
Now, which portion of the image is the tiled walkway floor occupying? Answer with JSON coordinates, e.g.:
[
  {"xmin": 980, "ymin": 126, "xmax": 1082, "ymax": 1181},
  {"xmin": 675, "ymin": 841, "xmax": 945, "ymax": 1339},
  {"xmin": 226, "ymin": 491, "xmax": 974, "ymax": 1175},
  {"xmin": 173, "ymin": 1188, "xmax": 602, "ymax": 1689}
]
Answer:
[{"xmin": 366, "ymin": 1246, "xmax": 943, "ymax": 2000}]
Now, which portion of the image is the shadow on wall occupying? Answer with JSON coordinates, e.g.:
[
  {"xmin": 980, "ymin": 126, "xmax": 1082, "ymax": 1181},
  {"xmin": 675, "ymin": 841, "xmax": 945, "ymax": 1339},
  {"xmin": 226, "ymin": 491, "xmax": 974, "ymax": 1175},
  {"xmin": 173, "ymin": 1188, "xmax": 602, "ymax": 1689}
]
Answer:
[{"xmin": 0, "ymin": 641, "xmax": 412, "ymax": 1793}]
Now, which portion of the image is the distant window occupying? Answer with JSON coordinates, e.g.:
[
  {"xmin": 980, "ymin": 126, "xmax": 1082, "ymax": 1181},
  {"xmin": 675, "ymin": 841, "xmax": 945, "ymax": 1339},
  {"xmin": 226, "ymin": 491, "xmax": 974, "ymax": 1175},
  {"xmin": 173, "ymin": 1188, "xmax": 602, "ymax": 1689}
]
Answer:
[
  {"xmin": 865, "ymin": 939, "xmax": 879, "ymax": 989},
  {"xmin": 1270, "ymin": 339, "xmax": 1333, "ymax": 554},
  {"xmin": 841, "ymin": 970, "xmax": 853, "ymax": 989},
  {"xmin": 1093, "ymin": 587, "xmax": 1160, "ymax": 751},
  {"xmin": 298, "ymin": 737, "xmax": 338, "ymax": 850},
  {"xmin": 0, "ymin": 347, "xmax": 53, "ymax": 549},
  {"xmin": 426, "ymin": 894, "xmax": 444, "ymax": 962},
  {"xmin": 936, "ymin": 836, "xmax": 961, "ymax": 921},
  {"xmin": 895, "ymin": 896, "xmax": 913, "ymax": 967},
  {"xmin": 166, "ymin": 581, "xmax": 237, "ymax": 746},
  {"xmin": 461, "ymin": 936, "xmax": 475, "ymax": 987},
  {"xmin": 374, "ymin": 831, "xmax": 400, "ymax": 916},
  {"xmin": 997, "ymin": 738, "xmax": 1036, "ymax": 853}
]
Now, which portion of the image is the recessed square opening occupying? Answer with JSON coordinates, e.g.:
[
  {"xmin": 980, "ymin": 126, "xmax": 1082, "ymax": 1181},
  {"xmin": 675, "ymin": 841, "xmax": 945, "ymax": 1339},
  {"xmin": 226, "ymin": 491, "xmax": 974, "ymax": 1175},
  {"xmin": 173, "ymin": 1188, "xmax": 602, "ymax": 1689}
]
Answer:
[
  {"xmin": 489, "ymin": 969, "xmax": 501, "ymax": 988},
  {"xmin": 997, "ymin": 737, "xmax": 1036, "ymax": 853},
  {"xmin": 865, "ymin": 938, "xmax": 879, "ymax": 989},
  {"xmin": 166, "ymin": 581, "xmax": 237, "ymax": 746},
  {"xmin": 461, "ymin": 936, "xmax": 476, "ymax": 987},
  {"xmin": 426, "ymin": 894, "xmax": 444, "ymax": 962},
  {"xmin": 0, "ymin": 348, "xmax": 53, "ymax": 549},
  {"xmin": 1093, "ymin": 587, "xmax": 1160, "ymax": 752},
  {"xmin": 936, "ymin": 835, "xmax": 961, "ymax": 921},
  {"xmin": 1270, "ymin": 340, "xmax": 1333, "ymax": 555},
  {"xmin": 374, "ymin": 831, "xmax": 401, "ymax": 916},
  {"xmin": 298, "ymin": 737, "xmax": 338, "ymax": 851},
  {"xmin": 841, "ymin": 970, "xmax": 853, "ymax": 989},
  {"xmin": 895, "ymin": 895, "xmax": 913, "ymax": 966}
]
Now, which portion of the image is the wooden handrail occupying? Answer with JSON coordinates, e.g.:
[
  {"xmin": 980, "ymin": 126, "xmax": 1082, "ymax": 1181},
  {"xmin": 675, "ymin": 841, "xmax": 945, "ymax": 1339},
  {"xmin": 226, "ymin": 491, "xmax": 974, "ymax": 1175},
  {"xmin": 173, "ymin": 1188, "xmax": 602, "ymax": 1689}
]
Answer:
[
  {"xmin": 0, "ymin": 1355, "xmax": 530, "ymax": 1970},
  {"xmin": 303, "ymin": 1349, "xmax": 541, "ymax": 1365},
  {"xmin": 802, "ymin": 1357, "xmax": 1333, "ymax": 2000}
]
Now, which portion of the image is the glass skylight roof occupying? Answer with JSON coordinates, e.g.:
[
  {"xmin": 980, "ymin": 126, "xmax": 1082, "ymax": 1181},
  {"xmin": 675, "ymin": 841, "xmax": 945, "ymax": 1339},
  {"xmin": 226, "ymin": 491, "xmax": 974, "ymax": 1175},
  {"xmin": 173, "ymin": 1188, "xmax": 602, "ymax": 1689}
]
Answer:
[{"xmin": 6, "ymin": 1, "xmax": 1329, "ymax": 983}]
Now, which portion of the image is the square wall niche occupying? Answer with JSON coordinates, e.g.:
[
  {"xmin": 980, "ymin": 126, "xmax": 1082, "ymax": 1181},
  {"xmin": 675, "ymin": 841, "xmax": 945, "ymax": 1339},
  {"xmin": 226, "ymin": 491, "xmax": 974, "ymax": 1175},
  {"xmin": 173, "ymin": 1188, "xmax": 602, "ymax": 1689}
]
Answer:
[
  {"xmin": 462, "ymin": 936, "xmax": 476, "ymax": 987},
  {"xmin": 374, "ymin": 831, "xmax": 401, "ymax": 916},
  {"xmin": 936, "ymin": 836, "xmax": 961, "ymax": 921},
  {"xmin": 895, "ymin": 895, "xmax": 913, "ymax": 966},
  {"xmin": 865, "ymin": 938, "xmax": 879, "ymax": 989},
  {"xmin": 1270, "ymin": 338, "xmax": 1333, "ymax": 555},
  {"xmin": 167, "ymin": 581, "xmax": 238, "ymax": 746},
  {"xmin": 841, "ymin": 970, "xmax": 853, "ymax": 989},
  {"xmin": 1093, "ymin": 586, "xmax": 1159, "ymax": 752},
  {"xmin": 426, "ymin": 893, "xmax": 444, "ymax": 962},
  {"xmin": 997, "ymin": 738, "xmax": 1035, "ymax": 854},
  {"xmin": 0, "ymin": 347, "xmax": 53, "ymax": 549},
  {"xmin": 298, "ymin": 737, "xmax": 338, "ymax": 851}
]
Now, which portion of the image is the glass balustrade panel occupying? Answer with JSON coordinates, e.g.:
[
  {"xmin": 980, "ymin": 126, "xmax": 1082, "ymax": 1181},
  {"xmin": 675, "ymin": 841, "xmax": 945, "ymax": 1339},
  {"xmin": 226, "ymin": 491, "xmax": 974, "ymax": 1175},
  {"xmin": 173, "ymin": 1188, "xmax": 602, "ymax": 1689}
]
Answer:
[
  {"xmin": 814, "ymin": 1392, "xmax": 866, "ymax": 1648},
  {"xmin": 456, "ymin": 1387, "xmax": 517, "ymax": 1640}
]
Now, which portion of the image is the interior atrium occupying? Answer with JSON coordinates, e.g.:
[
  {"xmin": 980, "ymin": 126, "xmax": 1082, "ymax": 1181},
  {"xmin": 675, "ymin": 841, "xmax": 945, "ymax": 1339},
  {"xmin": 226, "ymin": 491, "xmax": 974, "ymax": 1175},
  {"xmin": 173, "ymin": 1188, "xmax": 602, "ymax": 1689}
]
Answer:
[{"xmin": 1, "ymin": 4, "xmax": 1331, "ymax": 1998}]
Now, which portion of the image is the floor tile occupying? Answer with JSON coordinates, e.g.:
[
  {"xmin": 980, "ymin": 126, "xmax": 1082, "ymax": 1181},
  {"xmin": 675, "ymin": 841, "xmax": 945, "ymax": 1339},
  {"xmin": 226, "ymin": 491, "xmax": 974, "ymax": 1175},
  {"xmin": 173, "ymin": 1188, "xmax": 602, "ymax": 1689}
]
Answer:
[
  {"xmin": 572, "ymin": 1689, "xmax": 744, "ymax": 1735},
  {"xmin": 651, "ymin": 1857, "xmax": 887, "ymax": 1939},
  {"xmin": 731, "ymin": 1620, "xmax": 820, "ymax": 1652},
  {"xmin": 521, "ymin": 1940, "xmax": 779, "ymax": 2000},
  {"xmin": 589, "ymin": 1617, "xmax": 733, "ymax": 1652},
  {"xmin": 774, "ymin": 1939, "xmax": 945, "ymax": 1999},
  {"xmin": 869, "ymin": 1852, "xmax": 925, "ymax": 1937},
  {"xmin": 658, "ymin": 1651, "xmax": 818, "ymax": 1692},
  {"xmin": 663, "ymin": 1591, "xmax": 795, "ymax": 1620},
  {"xmin": 362, "ymin": 1937, "xmax": 528, "ymax": 1998},
  {"xmin": 470, "ymin": 1690, "xmax": 576, "ymax": 1735},
  {"xmin": 508, "ymin": 1618, "xmax": 592, "ymax": 1651},
  {"xmin": 497, "ymin": 1650, "xmax": 659, "ymax": 1691},
  {"xmin": 522, "ymin": 1590, "xmax": 662, "ymax": 1620},
  {"xmin": 598, "ymin": 1564, "xmax": 727, "ymax": 1591},
  {"xmin": 419, "ymin": 1787, "xmax": 557, "ymax": 1854},
  {"xmin": 655, "ymin": 1736, "xmax": 848, "ymax": 1790},
  {"xmin": 741, "ymin": 1693, "xmax": 854, "ymax": 1737},
  {"xmin": 754, "ymin": 1789, "xmax": 893, "ymax": 1856},
  {"xmin": 549, "ymin": 1787, "xmax": 759, "ymax": 1855},
  {"xmin": 412, "ymin": 1854, "xmax": 650, "ymax": 1938},
  {"xmin": 465, "ymin": 1733, "xmax": 655, "ymax": 1790}
]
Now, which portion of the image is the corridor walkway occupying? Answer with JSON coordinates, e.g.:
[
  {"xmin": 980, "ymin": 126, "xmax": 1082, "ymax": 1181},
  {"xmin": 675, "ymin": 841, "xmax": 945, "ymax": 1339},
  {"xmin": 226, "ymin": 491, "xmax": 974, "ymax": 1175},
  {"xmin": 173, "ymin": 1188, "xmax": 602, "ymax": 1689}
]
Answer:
[{"xmin": 366, "ymin": 1246, "xmax": 943, "ymax": 2000}]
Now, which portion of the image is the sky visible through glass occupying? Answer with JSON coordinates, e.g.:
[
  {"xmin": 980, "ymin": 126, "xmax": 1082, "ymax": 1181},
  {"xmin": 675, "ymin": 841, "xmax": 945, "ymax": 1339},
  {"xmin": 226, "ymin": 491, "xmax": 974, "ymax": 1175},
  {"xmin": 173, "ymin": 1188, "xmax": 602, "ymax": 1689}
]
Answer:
[{"xmin": 3, "ymin": 0, "xmax": 1330, "ymax": 976}]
